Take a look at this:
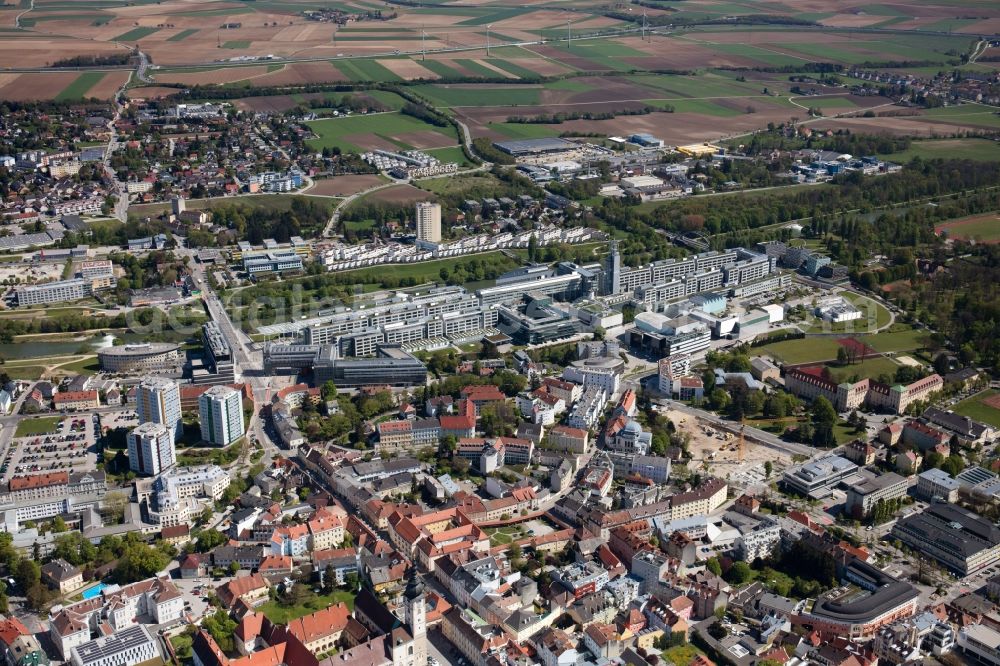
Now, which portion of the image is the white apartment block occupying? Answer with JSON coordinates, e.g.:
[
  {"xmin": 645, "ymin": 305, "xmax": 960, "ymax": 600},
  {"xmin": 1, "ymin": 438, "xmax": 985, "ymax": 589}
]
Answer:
[
  {"xmin": 127, "ymin": 422, "xmax": 176, "ymax": 476},
  {"xmin": 136, "ymin": 377, "xmax": 182, "ymax": 443},
  {"xmin": 199, "ymin": 385, "xmax": 245, "ymax": 445}
]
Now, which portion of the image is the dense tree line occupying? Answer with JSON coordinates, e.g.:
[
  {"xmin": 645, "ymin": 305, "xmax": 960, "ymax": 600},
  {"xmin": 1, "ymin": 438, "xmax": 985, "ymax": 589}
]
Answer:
[
  {"xmin": 619, "ymin": 159, "xmax": 1000, "ymax": 243},
  {"xmin": 50, "ymin": 53, "xmax": 133, "ymax": 68},
  {"xmin": 400, "ymin": 101, "xmax": 449, "ymax": 128},
  {"xmin": 505, "ymin": 105, "xmax": 665, "ymax": 124}
]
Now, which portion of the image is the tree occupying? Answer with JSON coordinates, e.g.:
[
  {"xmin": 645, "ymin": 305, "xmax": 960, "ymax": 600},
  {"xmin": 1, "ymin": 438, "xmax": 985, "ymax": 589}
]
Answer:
[
  {"xmin": 51, "ymin": 516, "xmax": 67, "ymax": 533},
  {"xmin": 195, "ymin": 529, "xmax": 227, "ymax": 553},
  {"xmin": 764, "ymin": 460, "xmax": 773, "ymax": 479},
  {"xmin": 727, "ymin": 561, "xmax": 754, "ymax": 585},
  {"xmin": 706, "ymin": 557, "xmax": 722, "ymax": 577},
  {"xmin": 837, "ymin": 346, "xmax": 849, "ymax": 366},
  {"xmin": 203, "ymin": 610, "xmax": 238, "ymax": 653},
  {"xmin": 229, "ymin": 562, "xmax": 240, "ymax": 576}
]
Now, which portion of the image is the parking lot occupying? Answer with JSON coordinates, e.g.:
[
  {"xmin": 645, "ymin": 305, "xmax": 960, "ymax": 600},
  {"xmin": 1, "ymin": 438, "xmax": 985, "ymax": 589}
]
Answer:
[{"xmin": 2, "ymin": 415, "xmax": 99, "ymax": 483}]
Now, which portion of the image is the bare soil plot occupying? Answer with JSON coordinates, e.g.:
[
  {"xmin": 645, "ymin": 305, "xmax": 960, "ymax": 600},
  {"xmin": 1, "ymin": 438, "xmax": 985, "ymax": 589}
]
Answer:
[
  {"xmin": 154, "ymin": 65, "xmax": 269, "ymax": 86},
  {"xmin": 125, "ymin": 86, "xmax": 182, "ymax": 99},
  {"xmin": 961, "ymin": 19, "xmax": 1000, "ymax": 34},
  {"xmin": 0, "ymin": 71, "xmax": 79, "ymax": 101},
  {"xmin": 250, "ymin": 61, "xmax": 347, "ymax": 86},
  {"xmin": 366, "ymin": 184, "xmax": 428, "ymax": 205},
  {"xmin": 308, "ymin": 175, "xmax": 384, "ymax": 197},
  {"xmin": 377, "ymin": 59, "xmax": 441, "ymax": 80},
  {"xmin": 75, "ymin": 71, "xmax": 130, "ymax": 99},
  {"xmin": 820, "ymin": 114, "xmax": 996, "ymax": 136},
  {"xmin": 502, "ymin": 57, "xmax": 573, "ymax": 77},
  {"xmin": 0, "ymin": 36, "xmax": 122, "ymax": 68}
]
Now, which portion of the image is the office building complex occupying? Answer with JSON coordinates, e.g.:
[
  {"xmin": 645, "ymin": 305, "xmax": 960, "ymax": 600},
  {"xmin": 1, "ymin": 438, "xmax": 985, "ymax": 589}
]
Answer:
[
  {"xmin": 15, "ymin": 277, "xmax": 113, "ymax": 306},
  {"xmin": 127, "ymin": 423, "xmax": 175, "ymax": 476},
  {"xmin": 844, "ymin": 473, "xmax": 909, "ymax": 518},
  {"xmin": 891, "ymin": 503, "xmax": 1000, "ymax": 575},
  {"xmin": 97, "ymin": 342, "xmax": 180, "ymax": 373},
  {"xmin": 415, "ymin": 202, "xmax": 442, "ymax": 243},
  {"xmin": 265, "ymin": 343, "xmax": 428, "ymax": 388},
  {"xmin": 135, "ymin": 377, "xmax": 182, "ymax": 443},
  {"xmin": 198, "ymin": 385, "xmax": 245, "ymax": 446},
  {"xmin": 782, "ymin": 455, "xmax": 859, "ymax": 498},
  {"xmin": 200, "ymin": 321, "xmax": 235, "ymax": 382}
]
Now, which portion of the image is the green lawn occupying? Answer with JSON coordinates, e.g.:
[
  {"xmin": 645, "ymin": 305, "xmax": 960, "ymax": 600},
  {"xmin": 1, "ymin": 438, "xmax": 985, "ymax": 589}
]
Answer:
[
  {"xmin": 259, "ymin": 589, "xmax": 356, "ymax": 624},
  {"xmin": 15, "ymin": 416, "xmax": 63, "ymax": 437},
  {"xmin": 113, "ymin": 26, "xmax": 159, "ymax": 41},
  {"xmin": 822, "ymin": 356, "xmax": 900, "ymax": 383},
  {"xmin": 55, "ymin": 72, "xmax": 106, "ymax": 101},
  {"xmin": 803, "ymin": 293, "xmax": 891, "ymax": 334},
  {"xmin": 857, "ymin": 326, "xmax": 928, "ymax": 353},
  {"xmin": 423, "ymin": 145, "xmax": 469, "ymax": 166},
  {"xmin": 305, "ymin": 112, "xmax": 457, "ymax": 153},
  {"xmin": 129, "ymin": 193, "xmax": 335, "ymax": 221},
  {"xmin": 490, "ymin": 122, "xmax": 562, "ymax": 140},
  {"xmin": 55, "ymin": 356, "xmax": 101, "ymax": 375},
  {"xmin": 758, "ymin": 336, "xmax": 842, "ymax": 364},
  {"xmin": 657, "ymin": 98, "xmax": 743, "ymax": 116},
  {"xmin": 882, "ymin": 138, "xmax": 1000, "ymax": 162},
  {"xmin": 953, "ymin": 390, "xmax": 1000, "ymax": 428}
]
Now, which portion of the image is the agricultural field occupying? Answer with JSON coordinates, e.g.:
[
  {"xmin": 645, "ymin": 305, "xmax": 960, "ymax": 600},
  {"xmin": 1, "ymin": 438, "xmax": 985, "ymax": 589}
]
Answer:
[
  {"xmin": 934, "ymin": 213, "xmax": 1000, "ymax": 244},
  {"xmin": 305, "ymin": 111, "xmax": 459, "ymax": 153},
  {"xmin": 884, "ymin": 138, "xmax": 1000, "ymax": 163}
]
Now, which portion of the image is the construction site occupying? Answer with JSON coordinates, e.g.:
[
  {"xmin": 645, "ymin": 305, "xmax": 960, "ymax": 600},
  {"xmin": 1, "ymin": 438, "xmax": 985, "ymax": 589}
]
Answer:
[{"xmin": 660, "ymin": 406, "xmax": 793, "ymax": 486}]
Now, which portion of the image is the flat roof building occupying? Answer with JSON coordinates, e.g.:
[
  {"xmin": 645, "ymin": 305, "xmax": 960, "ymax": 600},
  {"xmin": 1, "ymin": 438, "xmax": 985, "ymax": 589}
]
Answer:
[
  {"xmin": 492, "ymin": 137, "xmax": 577, "ymax": 157},
  {"xmin": 782, "ymin": 455, "xmax": 858, "ymax": 499},
  {"xmin": 891, "ymin": 503, "xmax": 1000, "ymax": 575}
]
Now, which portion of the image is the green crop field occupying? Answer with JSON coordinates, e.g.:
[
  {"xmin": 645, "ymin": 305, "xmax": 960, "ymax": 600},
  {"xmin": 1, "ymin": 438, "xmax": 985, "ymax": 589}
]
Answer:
[
  {"xmin": 489, "ymin": 59, "xmax": 544, "ymax": 79},
  {"xmin": 489, "ymin": 122, "xmax": 562, "ymax": 139},
  {"xmin": 418, "ymin": 60, "xmax": 466, "ymax": 79},
  {"xmin": 333, "ymin": 58, "xmax": 401, "ymax": 82},
  {"xmin": 113, "ymin": 26, "xmax": 159, "ymax": 41},
  {"xmin": 923, "ymin": 105, "xmax": 1000, "ymax": 129},
  {"xmin": 658, "ymin": 98, "xmax": 743, "ymax": 116},
  {"xmin": 630, "ymin": 72, "xmax": 762, "ymax": 98},
  {"xmin": 222, "ymin": 40, "xmax": 251, "ymax": 49},
  {"xmin": 166, "ymin": 28, "xmax": 198, "ymax": 42},
  {"xmin": 362, "ymin": 89, "xmax": 408, "ymax": 110},
  {"xmin": 305, "ymin": 112, "xmax": 457, "ymax": 152},
  {"xmin": 56, "ymin": 72, "xmax": 106, "ymax": 100},
  {"xmin": 953, "ymin": 390, "xmax": 1000, "ymax": 428},
  {"xmin": 410, "ymin": 84, "xmax": 542, "ymax": 107},
  {"xmin": 883, "ymin": 138, "xmax": 1000, "ymax": 162}
]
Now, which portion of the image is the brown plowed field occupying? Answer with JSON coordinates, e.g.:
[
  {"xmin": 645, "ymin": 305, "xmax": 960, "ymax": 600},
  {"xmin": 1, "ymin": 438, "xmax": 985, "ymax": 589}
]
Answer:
[
  {"xmin": 126, "ymin": 86, "xmax": 183, "ymax": 99},
  {"xmin": 0, "ymin": 72, "xmax": 78, "ymax": 100},
  {"xmin": 366, "ymin": 184, "xmax": 429, "ymax": 205},
  {"xmin": 308, "ymin": 176, "xmax": 385, "ymax": 197},
  {"xmin": 249, "ymin": 62, "xmax": 346, "ymax": 86},
  {"xmin": 343, "ymin": 133, "xmax": 399, "ymax": 151},
  {"xmin": 84, "ymin": 71, "xmax": 131, "ymax": 99},
  {"xmin": 378, "ymin": 59, "xmax": 441, "ymax": 81},
  {"xmin": 155, "ymin": 66, "xmax": 269, "ymax": 86}
]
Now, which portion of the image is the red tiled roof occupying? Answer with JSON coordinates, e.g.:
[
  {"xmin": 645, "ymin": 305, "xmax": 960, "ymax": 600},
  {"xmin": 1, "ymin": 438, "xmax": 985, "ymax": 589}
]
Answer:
[
  {"xmin": 9, "ymin": 471, "xmax": 68, "ymax": 490},
  {"xmin": 54, "ymin": 390, "xmax": 98, "ymax": 403}
]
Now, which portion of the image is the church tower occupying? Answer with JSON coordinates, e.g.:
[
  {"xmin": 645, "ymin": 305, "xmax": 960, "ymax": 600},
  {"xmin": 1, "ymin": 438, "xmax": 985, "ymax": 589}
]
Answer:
[{"xmin": 396, "ymin": 566, "xmax": 427, "ymax": 666}]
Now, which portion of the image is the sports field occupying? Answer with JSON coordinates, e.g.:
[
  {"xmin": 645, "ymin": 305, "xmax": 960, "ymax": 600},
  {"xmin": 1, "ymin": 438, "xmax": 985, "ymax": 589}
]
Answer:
[
  {"xmin": 934, "ymin": 213, "xmax": 1000, "ymax": 243},
  {"xmin": 953, "ymin": 390, "xmax": 1000, "ymax": 428},
  {"xmin": 305, "ymin": 112, "xmax": 459, "ymax": 153}
]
